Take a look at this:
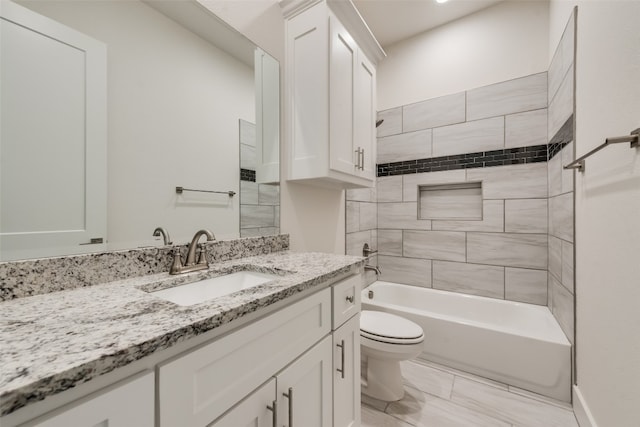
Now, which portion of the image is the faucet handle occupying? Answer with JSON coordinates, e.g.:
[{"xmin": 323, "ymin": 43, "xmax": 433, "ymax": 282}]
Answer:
[
  {"xmin": 197, "ymin": 246, "xmax": 208, "ymax": 266},
  {"xmin": 169, "ymin": 249, "xmax": 184, "ymax": 275}
]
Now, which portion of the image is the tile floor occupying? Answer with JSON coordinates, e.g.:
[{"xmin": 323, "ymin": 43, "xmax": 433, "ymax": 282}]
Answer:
[{"xmin": 361, "ymin": 358, "xmax": 579, "ymax": 427}]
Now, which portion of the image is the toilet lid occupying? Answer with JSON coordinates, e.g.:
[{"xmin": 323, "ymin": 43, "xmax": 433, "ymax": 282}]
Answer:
[{"xmin": 360, "ymin": 310, "xmax": 424, "ymax": 341}]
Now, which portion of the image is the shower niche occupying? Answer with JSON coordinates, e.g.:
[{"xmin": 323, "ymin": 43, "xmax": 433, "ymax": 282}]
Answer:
[{"xmin": 418, "ymin": 182, "xmax": 483, "ymax": 221}]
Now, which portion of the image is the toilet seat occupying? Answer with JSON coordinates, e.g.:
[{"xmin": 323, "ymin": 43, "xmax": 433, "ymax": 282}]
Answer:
[{"xmin": 360, "ymin": 310, "xmax": 424, "ymax": 345}]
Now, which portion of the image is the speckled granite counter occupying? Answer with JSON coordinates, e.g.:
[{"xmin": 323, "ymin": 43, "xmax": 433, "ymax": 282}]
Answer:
[{"xmin": 0, "ymin": 251, "xmax": 365, "ymax": 416}]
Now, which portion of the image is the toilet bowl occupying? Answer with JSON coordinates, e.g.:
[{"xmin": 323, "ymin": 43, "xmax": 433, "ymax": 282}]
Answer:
[{"xmin": 360, "ymin": 310, "xmax": 425, "ymax": 401}]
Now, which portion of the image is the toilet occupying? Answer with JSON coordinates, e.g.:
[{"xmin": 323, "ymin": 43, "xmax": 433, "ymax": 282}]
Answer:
[{"xmin": 360, "ymin": 310, "xmax": 425, "ymax": 401}]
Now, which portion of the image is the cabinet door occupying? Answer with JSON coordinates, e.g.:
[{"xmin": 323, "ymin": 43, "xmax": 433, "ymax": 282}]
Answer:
[
  {"xmin": 0, "ymin": 0, "xmax": 107, "ymax": 261},
  {"xmin": 286, "ymin": 2, "xmax": 329, "ymax": 180},
  {"xmin": 210, "ymin": 379, "xmax": 276, "ymax": 427},
  {"xmin": 329, "ymin": 13, "xmax": 357, "ymax": 176},
  {"xmin": 333, "ymin": 314, "xmax": 361, "ymax": 427},
  {"xmin": 159, "ymin": 289, "xmax": 331, "ymax": 427},
  {"xmin": 354, "ymin": 51, "xmax": 376, "ymax": 180},
  {"xmin": 27, "ymin": 372, "xmax": 153, "ymax": 427},
  {"xmin": 277, "ymin": 336, "xmax": 333, "ymax": 427}
]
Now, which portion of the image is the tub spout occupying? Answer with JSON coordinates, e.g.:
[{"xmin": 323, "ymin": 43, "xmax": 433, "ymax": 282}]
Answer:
[{"xmin": 365, "ymin": 264, "xmax": 382, "ymax": 276}]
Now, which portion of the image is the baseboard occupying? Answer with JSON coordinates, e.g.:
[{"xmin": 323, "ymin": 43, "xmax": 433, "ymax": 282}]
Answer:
[{"xmin": 573, "ymin": 385, "xmax": 598, "ymax": 427}]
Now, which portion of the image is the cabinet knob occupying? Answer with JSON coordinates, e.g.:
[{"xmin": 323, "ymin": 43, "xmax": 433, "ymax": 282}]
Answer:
[{"xmin": 345, "ymin": 295, "xmax": 354, "ymax": 304}]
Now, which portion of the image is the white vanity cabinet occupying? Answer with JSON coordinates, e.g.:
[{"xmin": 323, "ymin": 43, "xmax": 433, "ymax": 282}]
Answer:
[
  {"xmin": 283, "ymin": 0, "xmax": 384, "ymax": 188},
  {"xmin": 24, "ymin": 372, "xmax": 154, "ymax": 427},
  {"xmin": 10, "ymin": 272, "xmax": 362, "ymax": 427},
  {"xmin": 331, "ymin": 275, "xmax": 362, "ymax": 427},
  {"xmin": 276, "ymin": 336, "xmax": 333, "ymax": 427},
  {"xmin": 209, "ymin": 379, "xmax": 277, "ymax": 427},
  {"xmin": 158, "ymin": 288, "xmax": 332, "ymax": 427}
]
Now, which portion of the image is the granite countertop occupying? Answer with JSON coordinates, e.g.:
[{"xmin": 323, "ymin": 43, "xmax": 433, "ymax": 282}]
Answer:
[{"xmin": 0, "ymin": 251, "xmax": 365, "ymax": 417}]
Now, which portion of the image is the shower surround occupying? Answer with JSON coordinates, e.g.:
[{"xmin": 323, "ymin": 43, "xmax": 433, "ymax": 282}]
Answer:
[{"xmin": 347, "ymin": 13, "xmax": 576, "ymax": 346}]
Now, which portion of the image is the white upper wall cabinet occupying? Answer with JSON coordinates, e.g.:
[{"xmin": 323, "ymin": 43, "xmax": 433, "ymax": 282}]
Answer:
[{"xmin": 282, "ymin": 0, "xmax": 384, "ymax": 189}]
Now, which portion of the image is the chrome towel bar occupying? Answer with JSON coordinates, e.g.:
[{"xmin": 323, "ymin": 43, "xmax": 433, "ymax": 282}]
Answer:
[
  {"xmin": 564, "ymin": 128, "xmax": 639, "ymax": 172},
  {"xmin": 175, "ymin": 186, "xmax": 236, "ymax": 197}
]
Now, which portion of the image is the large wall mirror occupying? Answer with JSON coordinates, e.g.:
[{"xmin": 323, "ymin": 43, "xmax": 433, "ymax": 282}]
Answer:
[{"xmin": 0, "ymin": 0, "xmax": 280, "ymax": 261}]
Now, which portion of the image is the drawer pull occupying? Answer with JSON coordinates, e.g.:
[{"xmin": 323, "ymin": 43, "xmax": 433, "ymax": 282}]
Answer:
[
  {"xmin": 266, "ymin": 400, "xmax": 277, "ymax": 427},
  {"xmin": 336, "ymin": 340, "xmax": 345, "ymax": 379},
  {"xmin": 345, "ymin": 295, "xmax": 354, "ymax": 303},
  {"xmin": 283, "ymin": 387, "xmax": 294, "ymax": 427}
]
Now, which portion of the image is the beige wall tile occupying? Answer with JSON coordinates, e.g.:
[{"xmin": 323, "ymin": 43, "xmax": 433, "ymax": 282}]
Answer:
[
  {"xmin": 548, "ymin": 151, "xmax": 563, "ymax": 197},
  {"xmin": 378, "ymin": 129, "xmax": 432, "ymax": 163},
  {"xmin": 378, "ymin": 229, "xmax": 402, "ymax": 256},
  {"xmin": 240, "ymin": 180, "xmax": 258, "ymax": 204},
  {"xmin": 467, "ymin": 163, "xmax": 548, "ymax": 199},
  {"xmin": 505, "ymin": 109, "xmax": 548, "ymax": 149},
  {"xmin": 548, "ymin": 66, "xmax": 573, "ymax": 139},
  {"xmin": 360, "ymin": 202, "xmax": 377, "ymax": 231},
  {"xmin": 258, "ymin": 183, "xmax": 279, "ymax": 205},
  {"xmin": 432, "ymin": 200, "xmax": 504, "ymax": 232},
  {"xmin": 346, "ymin": 201, "xmax": 359, "ymax": 234},
  {"xmin": 466, "ymin": 73, "xmax": 547, "ymax": 121},
  {"xmin": 403, "ymin": 92, "xmax": 466, "ymax": 132},
  {"xmin": 240, "ymin": 205, "xmax": 275, "ymax": 228},
  {"xmin": 505, "ymin": 267, "xmax": 548, "ymax": 305},
  {"xmin": 346, "ymin": 186, "xmax": 376, "ymax": 202},
  {"xmin": 404, "ymin": 230, "xmax": 466, "ymax": 262},
  {"xmin": 378, "ymin": 202, "xmax": 431, "ymax": 230},
  {"xmin": 550, "ymin": 273, "xmax": 574, "ymax": 344},
  {"xmin": 549, "ymin": 192, "xmax": 573, "ymax": 242},
  {"xmin": 346, "ymin": 230, "xmax": 372, "ymax": 257},
  {"xmin": 433, "ymin": 261, "xmax": 504, "ymax": 299},
  {"xmin": 432, "ymin": 117, "xmax": 504, "ymax": 157},
  {"xmin": 378, "ymin": 255, "xmax": 432, "ymax": 287},
  {"xmin": 377, "ymin": 176, "xmax": 403, "ymax": 202},
  {"xmin": 376, "ymin": 107, "xmax": 402, "ymax": 137},
  {"xmin": 467, "ymin": 232, "xmax": 547, "ymax": 269},
  {"xmin": 548, "ymin": 235, "xmax": 562, "ymax": 281},
  {"xmin": 505, "ymin": 199, "xmax": 548, "ymax": 233}
]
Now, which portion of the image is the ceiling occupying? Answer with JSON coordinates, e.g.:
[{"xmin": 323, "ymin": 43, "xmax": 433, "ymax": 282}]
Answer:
[{"xmin": 352, "ymin": 0, "xmax": 505, "ymax": 48}]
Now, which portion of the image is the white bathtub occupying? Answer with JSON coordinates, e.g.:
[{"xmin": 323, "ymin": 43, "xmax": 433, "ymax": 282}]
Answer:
[{"xmin": 362, "ymin": 281, "xmax": 571, "ymax": 402}]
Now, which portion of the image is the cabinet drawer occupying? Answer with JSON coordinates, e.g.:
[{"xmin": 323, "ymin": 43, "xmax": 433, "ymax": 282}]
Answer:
[
  {"xmin": 158, "ymin": 288, "xmax": 331, "ymax": 427},
  {"xmin": 332, "ymin": 275, "xmax": 361, "ymax": 329},
  {"xmin": 25, "ymin": 371, "xmax": 154, "ymax": 427}
]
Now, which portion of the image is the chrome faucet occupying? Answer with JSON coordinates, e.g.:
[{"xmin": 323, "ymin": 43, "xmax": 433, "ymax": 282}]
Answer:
[
  {"xmin": 364, "ymin": 264, "xmax": 382, "ymax": 276},
  {"xmin": 170, "ymin": 229, "xmax": 216, "ymax": 275},
  {"xmin": 152, "ymin": 227, "xmax": 172, "ymax": 245},
  {"xmin": 362, "ymin": 243, "xmax": 381, "ymax": 276}
]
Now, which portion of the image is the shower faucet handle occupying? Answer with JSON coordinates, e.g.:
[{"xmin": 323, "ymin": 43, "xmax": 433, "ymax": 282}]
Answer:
[{"xmin": 363, "ymin": 243, "xmax": 378, "ymax": 257}]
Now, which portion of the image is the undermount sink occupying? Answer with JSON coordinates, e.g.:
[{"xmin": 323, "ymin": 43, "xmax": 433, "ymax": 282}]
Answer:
[{"xmin": 151, "ymin": 271, "xmax": 280, "ymax": 306}]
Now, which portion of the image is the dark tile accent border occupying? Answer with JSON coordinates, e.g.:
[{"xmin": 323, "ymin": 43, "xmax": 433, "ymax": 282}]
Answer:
[
  {"xmin": 548, "ymin": 115, "xmax": 574, "ymax": 160},
  {"xmin": 240, "ymin": 168, "xmax": 256, "ymax": 182},
  {"xmin": 377, "ymin": 145, "xmax": 548, "ymax": 177}
]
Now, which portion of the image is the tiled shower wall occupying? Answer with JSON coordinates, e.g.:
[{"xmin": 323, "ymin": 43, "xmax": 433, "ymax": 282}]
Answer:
[
  {"xmin": 547, "ymin": 11, "xmax": 576, "ymax": 345},
  {"xmin": 346, "ymin": 12, "xmax": 576, "ymax": 337},
  {"xmin": 239, "ymin": 119, "xmax": 280, "ymax": 237},
  {"xmin": 348, "ymin": 72, "xmax": 551, "ymax": 304}
]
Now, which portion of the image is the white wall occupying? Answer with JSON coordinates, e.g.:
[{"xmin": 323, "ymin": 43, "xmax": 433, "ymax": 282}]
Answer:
[
  {"xmin": 377, "ymin": 0, "xmax": 549, "ymax": 110},
  {"xmin": 18, "ymin": 0, "xmax": 254, "ymax": 248},
  {"xmin": 204, "ymin": 0, "xmax": 347, "ymax": 253},
  {"xmin": 549, "ymin": 1, "xmax": 640, "ymax": 425}
]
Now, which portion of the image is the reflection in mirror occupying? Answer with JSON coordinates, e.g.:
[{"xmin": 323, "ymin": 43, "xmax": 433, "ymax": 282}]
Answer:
[
  {"xmin": 239, "ymin": 120, "xmax": 280, "ymax": 237},
  {"xmin": 0, "ymin": 0, "xmax": 279, "ymax": 261}
]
